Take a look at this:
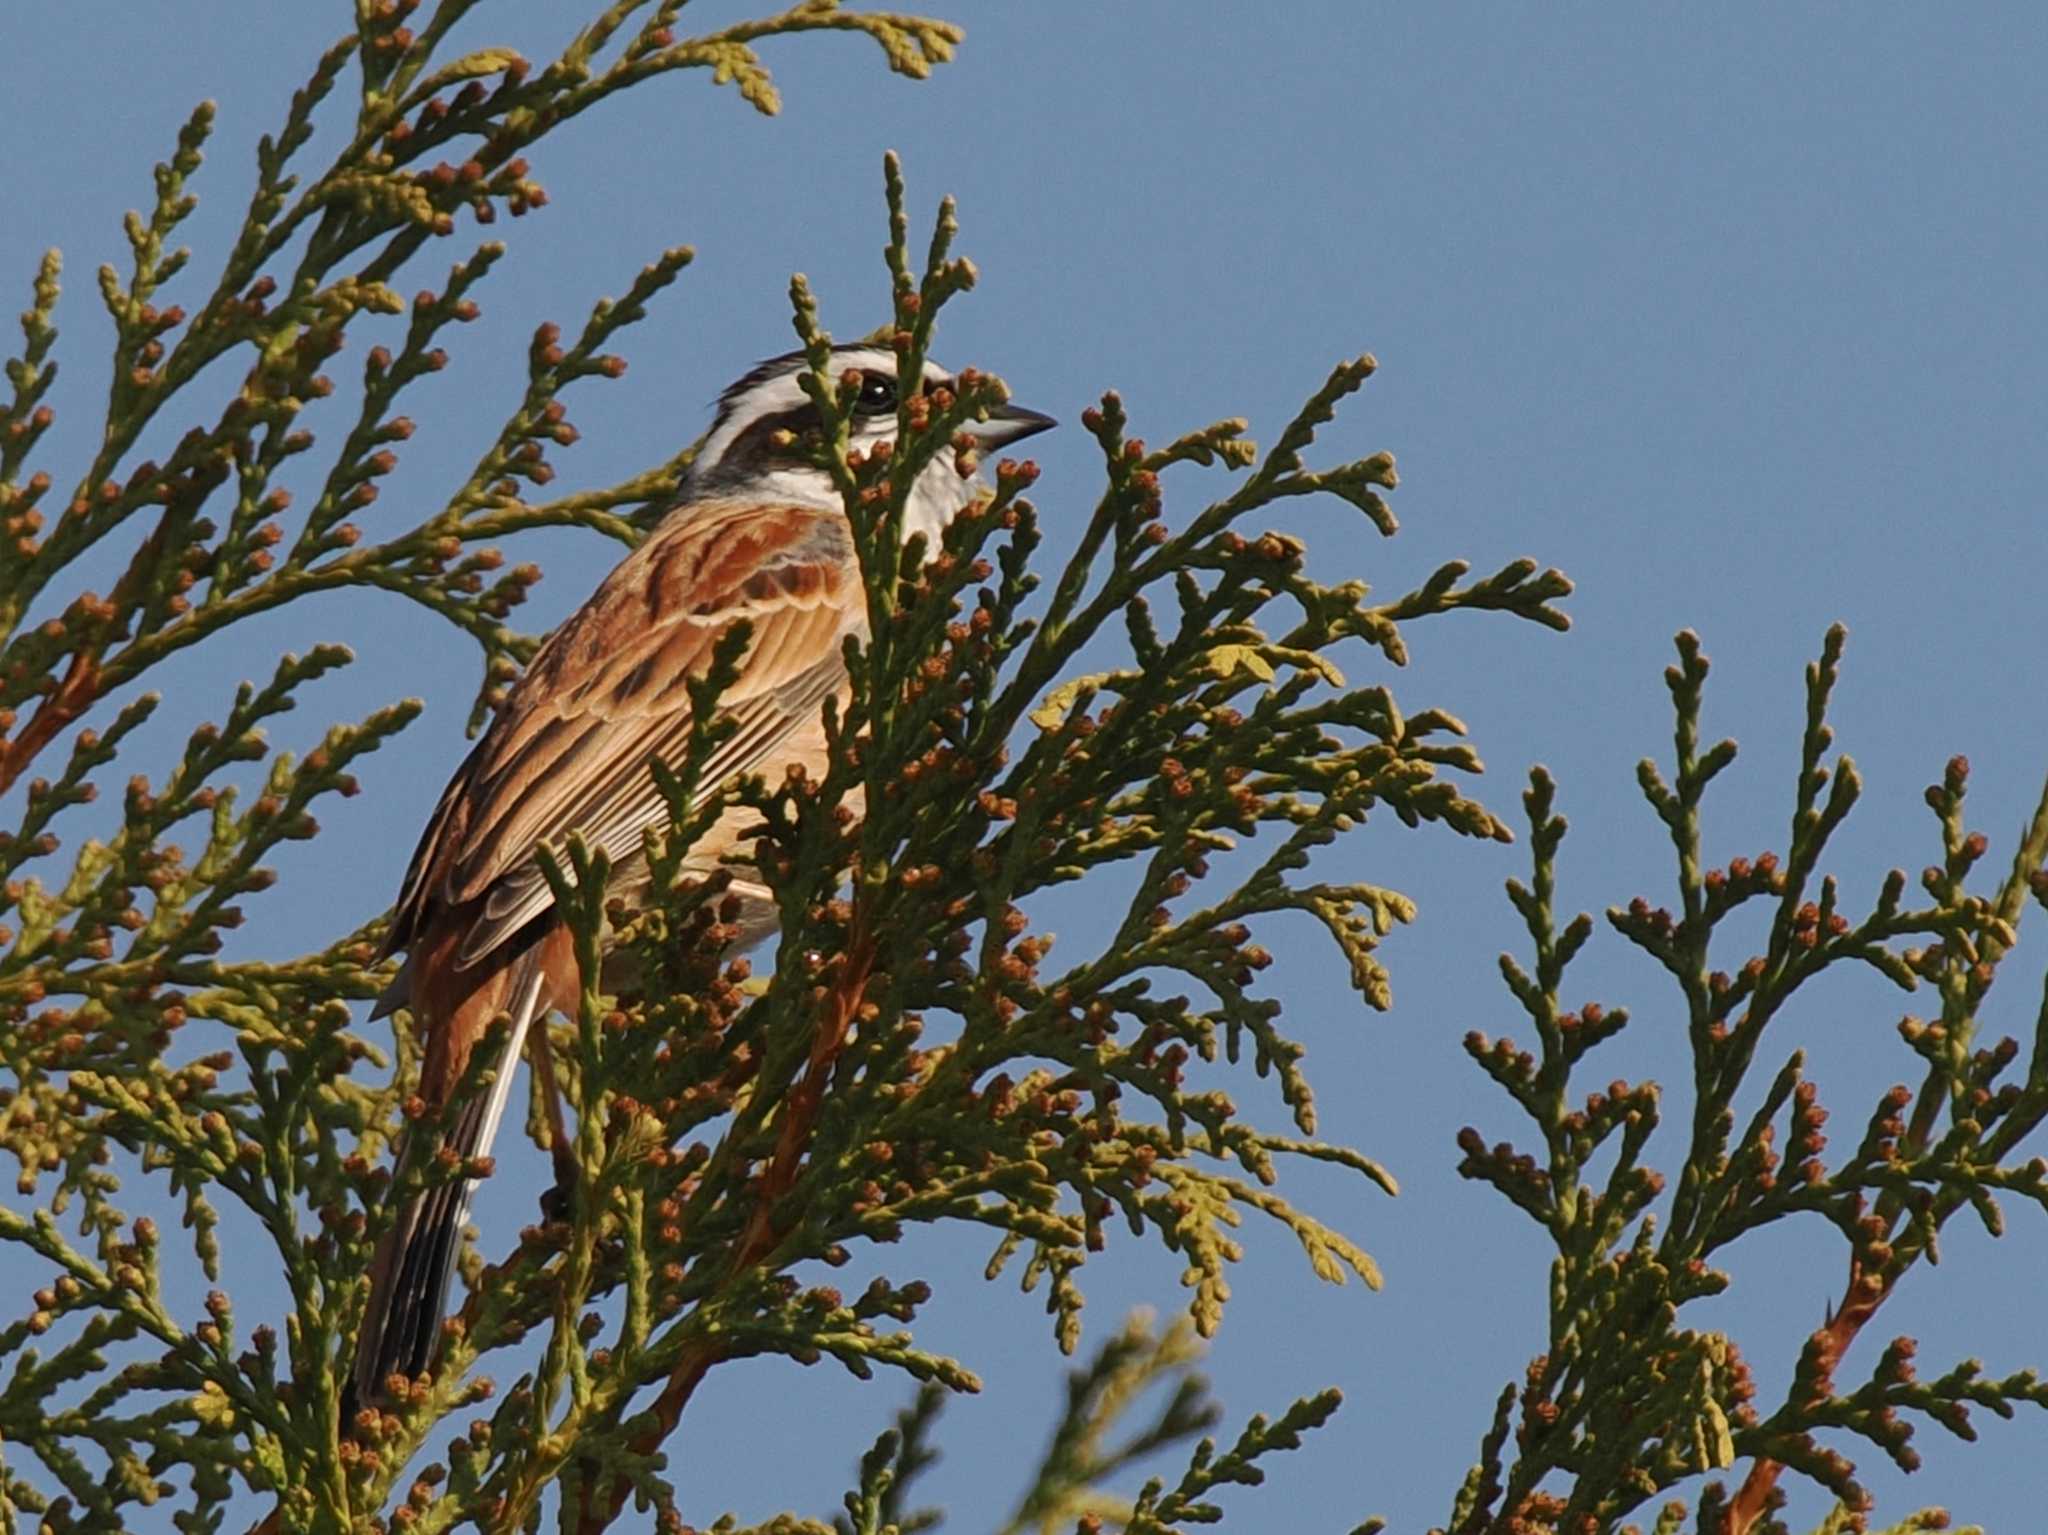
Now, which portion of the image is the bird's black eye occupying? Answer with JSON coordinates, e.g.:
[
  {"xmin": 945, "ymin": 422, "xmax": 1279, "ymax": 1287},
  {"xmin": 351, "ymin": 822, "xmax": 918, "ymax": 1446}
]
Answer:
[{"xmin": 854, "ymin": 373, "xmax": 897, "ymax": 415}]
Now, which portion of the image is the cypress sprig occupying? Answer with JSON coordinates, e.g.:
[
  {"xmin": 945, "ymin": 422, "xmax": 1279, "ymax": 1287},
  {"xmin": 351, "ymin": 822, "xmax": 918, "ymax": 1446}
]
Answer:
[
  {"xmin": 0, "ymin": 4, "xmax": 985, "ymax": 1526},
  {"xmin": 358, "ymin": 160, "xmax": 1561, "ymax": 1532},
  {"xmin": 18, "ymin": 5, "xmax": 1991, "ymax": 1531},
  {"xmin": 1121, "ymin": 1385, "xmax": 1348, "ymax": 1535},
  {"xmin": 1446, "ymin": 629, "xmax": 2048, "ymax": 1535}
]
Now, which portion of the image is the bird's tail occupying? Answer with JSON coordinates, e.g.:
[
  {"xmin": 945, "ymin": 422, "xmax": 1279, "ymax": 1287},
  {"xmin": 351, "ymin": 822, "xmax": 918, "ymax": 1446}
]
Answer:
[{"xmin": 347, "ymin": 955, "xmax": 546, "ymax": 1423}]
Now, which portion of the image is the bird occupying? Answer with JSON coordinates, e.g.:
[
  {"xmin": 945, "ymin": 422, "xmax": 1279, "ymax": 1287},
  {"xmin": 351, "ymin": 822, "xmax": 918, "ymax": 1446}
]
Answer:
[{"xmin": 348, "ymin": 342, "xmax": 1053, "ymax": 1414}]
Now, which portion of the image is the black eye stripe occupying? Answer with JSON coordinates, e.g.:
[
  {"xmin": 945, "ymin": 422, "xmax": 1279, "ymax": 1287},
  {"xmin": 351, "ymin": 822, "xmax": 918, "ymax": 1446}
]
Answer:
[{"xmin": 691, "ymin": 402, "xmax": 822, "ymax": 486}]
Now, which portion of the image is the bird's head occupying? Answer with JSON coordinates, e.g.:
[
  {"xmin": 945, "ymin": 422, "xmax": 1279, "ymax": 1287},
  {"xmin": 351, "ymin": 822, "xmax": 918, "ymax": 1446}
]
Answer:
[{"xmin": 680, "ymin": 344, "xmax": 1054, "ymax": 539}]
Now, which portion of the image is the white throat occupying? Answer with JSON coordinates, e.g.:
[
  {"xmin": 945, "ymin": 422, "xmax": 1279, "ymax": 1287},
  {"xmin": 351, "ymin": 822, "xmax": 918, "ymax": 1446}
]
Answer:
[{"xmin": 900, "ymin": 458, "xmax": 982, "ymax": 551}]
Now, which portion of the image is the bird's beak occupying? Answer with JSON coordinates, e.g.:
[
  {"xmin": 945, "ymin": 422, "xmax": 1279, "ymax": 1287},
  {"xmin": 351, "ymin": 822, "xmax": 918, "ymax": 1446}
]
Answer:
[{"xmin": 966, "ymin": 401, "xmax": 1057, "ymax": 449}]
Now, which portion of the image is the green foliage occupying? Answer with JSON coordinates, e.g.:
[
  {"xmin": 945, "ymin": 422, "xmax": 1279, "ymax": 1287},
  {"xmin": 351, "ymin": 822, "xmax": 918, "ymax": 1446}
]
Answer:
[
  {"xmin": 374, "ymin": 154, "xmax": 1562, "ymax": 1532},
  {"xmin": 672, "ymin": 1314, "xmax": 1355, "ymax": 1535},
  {"xmin": 0, "ymin": 5, "xmax": 1559, "ymax": 1531},
  {"xmin": 1444, "ymin": 629, "xmax": 2048, "ymax": 1534},
  {"xmin": 6, "ymin": 7, "xmax": 2041, "ymax": 1535}
]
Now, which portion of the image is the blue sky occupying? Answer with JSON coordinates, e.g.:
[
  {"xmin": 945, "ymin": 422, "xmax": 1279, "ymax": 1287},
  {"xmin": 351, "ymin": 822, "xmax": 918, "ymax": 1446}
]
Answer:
[{"xmin": 7, "ymin": 4, "xmax": 2047, "ymax": 1530}]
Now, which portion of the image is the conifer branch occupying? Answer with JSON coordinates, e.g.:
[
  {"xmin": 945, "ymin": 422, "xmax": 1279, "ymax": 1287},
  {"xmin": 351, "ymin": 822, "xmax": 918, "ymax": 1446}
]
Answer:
[{"xmin": 1446, "ymin": 629, "xmax": 2048, "ymax": 1535}]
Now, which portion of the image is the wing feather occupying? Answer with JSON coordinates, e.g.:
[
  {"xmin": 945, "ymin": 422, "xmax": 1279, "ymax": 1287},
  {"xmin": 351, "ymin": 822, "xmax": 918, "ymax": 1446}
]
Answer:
[{"xmin": 388, "ymin": 500, "xmax": 861, "ymax": 971}]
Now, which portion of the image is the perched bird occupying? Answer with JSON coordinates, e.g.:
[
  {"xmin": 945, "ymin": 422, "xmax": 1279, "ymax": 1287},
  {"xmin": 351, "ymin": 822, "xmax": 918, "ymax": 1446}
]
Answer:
[{"xmin": 349, "ymin": 344, "xmax": 1053, "ymax": 1410}]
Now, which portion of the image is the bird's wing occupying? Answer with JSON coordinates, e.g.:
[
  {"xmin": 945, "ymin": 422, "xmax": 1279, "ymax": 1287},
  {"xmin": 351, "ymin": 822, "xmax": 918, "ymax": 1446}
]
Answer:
[{"xmin": 388, "ymin": 499, "xmax": 862, "ymax": 970}]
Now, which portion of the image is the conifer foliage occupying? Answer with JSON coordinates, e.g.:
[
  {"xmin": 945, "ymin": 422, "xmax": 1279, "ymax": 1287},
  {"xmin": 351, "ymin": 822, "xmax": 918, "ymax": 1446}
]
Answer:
[{"xmin": 1, "ymin": 6, "xmax": 2043, "ymax": 1535}]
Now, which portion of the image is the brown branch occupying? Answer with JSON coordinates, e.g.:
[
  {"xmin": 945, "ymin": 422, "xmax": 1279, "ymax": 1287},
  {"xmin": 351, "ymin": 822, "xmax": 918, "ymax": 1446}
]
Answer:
[
  {"xmin": 0, "ymin": 646, "xmax": 98, "ymax": 797},
  {"xmin": 569, "ymin": 926, "xmax": 877, "ymax": 1535},
  {"xmin": 0, "ymin": 468, "xmax": 220, "ymax": 797},
  {"xmin": 757, "ymin": 929, "xmax": 877, "ymax": 1236},
  {"xmin": 1725, "ymin": 1258, "xmax": 1893, "ymax": 1534}
]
